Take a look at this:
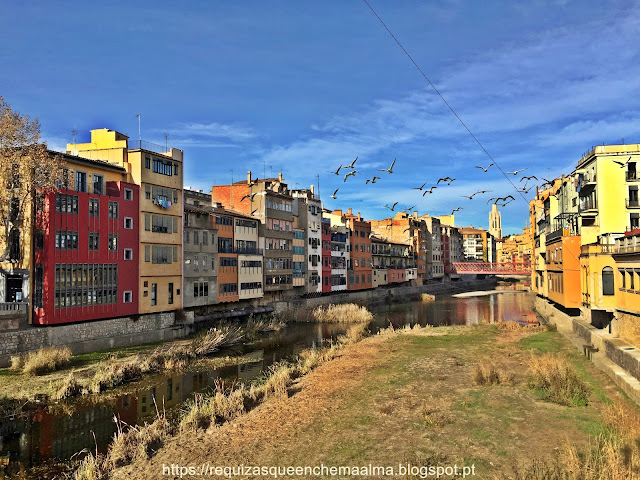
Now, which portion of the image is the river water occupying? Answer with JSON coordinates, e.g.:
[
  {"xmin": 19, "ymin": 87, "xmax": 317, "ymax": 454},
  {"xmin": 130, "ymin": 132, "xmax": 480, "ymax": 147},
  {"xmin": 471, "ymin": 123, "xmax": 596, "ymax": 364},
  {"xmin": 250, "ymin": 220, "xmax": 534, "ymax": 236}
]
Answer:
[{"xmin": 0, "ymin": 285, "xmax": 536, "ymax": 476}]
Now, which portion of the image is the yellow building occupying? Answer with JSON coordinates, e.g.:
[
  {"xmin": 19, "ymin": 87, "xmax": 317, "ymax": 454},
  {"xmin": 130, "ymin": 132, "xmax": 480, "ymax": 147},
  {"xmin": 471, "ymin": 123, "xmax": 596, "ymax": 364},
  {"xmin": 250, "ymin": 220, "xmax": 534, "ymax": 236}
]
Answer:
[{"xmin": 68, "ymin": 129, "xmax": 184, "ymax": 314}]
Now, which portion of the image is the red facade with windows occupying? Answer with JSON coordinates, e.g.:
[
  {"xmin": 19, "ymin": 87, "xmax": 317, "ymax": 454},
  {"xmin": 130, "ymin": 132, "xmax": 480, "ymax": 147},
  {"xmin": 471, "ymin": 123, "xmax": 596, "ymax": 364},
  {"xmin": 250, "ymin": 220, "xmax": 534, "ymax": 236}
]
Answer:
[
  {"xmin": 34, "ymin": 181, "xmax": 139, "ymax": 325},
  {"xmin": 321, "ymin": 218, "xmax": 331, "ymax": 293}
]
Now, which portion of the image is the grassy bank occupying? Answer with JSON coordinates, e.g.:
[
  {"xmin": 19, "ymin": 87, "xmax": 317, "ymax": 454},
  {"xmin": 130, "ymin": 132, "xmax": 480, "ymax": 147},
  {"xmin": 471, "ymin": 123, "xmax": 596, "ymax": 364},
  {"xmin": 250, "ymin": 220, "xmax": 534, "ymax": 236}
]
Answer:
[{"xmin": 110, "ymin": 322, "xmax": 640, "ymax": 480}]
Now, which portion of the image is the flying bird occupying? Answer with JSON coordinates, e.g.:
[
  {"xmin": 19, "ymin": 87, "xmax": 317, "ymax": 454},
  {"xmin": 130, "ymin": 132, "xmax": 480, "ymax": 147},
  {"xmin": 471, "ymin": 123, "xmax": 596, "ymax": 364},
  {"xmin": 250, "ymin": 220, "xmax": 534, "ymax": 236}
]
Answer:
[
  {"xmin": 447, "ymin": 178, "xmax": 456, "ymax": 185},
  {"xmin": 379, "ymin": 158, "xmax": 396, "ymax": 174},
  {"xmin": 423, "ymin": 186, "xmax": 437, "ymax": 195},
  {"xmin": 613, "ymin": 156, "xmax": 632, "ymax": 168},
  {"xmin": 506, "ymin": 169, "xmax": 526, "ymax": 175},
  {"xmin": 404, "ymin": 205, "xmax": 416, "ymax": 212},
  {"xmin": 460, "ymin": 194, "xmax": 474, "ymax": 200},
  {"xmin": 344, "ymin": 156, "xmax": 358, "ymax": 169},
  {"xmin": 328, "ymin": 165, "xmax": 342, "ymax": 175},
  {"xmin": 451, "ymin": 207, "xmax": 462, "ymax": 214},
  {"xmin": 384, "ymin": 202, "xmax": 399, "ymax": 211},
  {"xmin": 370, "ymin": 176, "xmax": 380, "ymax": 183},
  {"xmin": 520, "ymin": 175, "xmax": 538, "ymax": 182},
  {"xmin": 412, "ymin": 182, "xmax": 428, "ymax": 190},
  {"xmin": 365, "ymin": 179, "xmax": 371, "ymax": 184},
  {"xmin": 330, "ymin": 188, "xmax": 339, "ymax": 199},
  {"xmin": 251, "ymin": 208, "xmax": 258, "ymax": 215},
  {"xmin": 344, "ymin": 170, "xmax": 357, "ymax": 182},
  {"xmin": 437, "ymin": 177, "xmax": 448, "ymax": 184},
  {"xmin": 240, "ymin": 192, "xmax": 257, "ymax": 203},
  {"xmin": 475, "ymin": 163, "xmax": 494, "ymax": 172}
]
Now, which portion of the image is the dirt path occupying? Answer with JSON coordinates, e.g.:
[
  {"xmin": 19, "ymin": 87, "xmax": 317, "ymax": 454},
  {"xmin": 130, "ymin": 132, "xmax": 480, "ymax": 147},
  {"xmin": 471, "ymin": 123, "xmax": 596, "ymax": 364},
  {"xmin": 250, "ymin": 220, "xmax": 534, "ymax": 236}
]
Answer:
[{"xmin": 112, "ymin": 325, "xmax": 635, "ymax": 479}]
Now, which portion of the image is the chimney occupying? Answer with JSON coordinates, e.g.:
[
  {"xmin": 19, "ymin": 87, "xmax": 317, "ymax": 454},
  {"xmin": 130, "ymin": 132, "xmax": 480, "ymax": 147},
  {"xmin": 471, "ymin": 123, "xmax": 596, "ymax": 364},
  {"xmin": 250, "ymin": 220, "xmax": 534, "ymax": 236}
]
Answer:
[
  {"xmin": 334, "ymin": 209, "xmax": 342, "ymax": 216},
  {"xmin": 278, "ymin": 172, "xmax": 283, "ymax": 182},
  {"xmin": 357, "ymin": 212, "xmax": 361, "ymax": 220},
  {"xmin": 348, "ymin": 208, "xmax": 352, "ymax": 215},
  {"xmin": 310, "ymin": 184, "xmax": 314, "ymax": 195},
  {"xmin": 247, "ymin": 171, "xmax": 252, "ymax": 185},
  {"xmin": 413, "ymin": 211, "xmax": 418, "ymax": 219}
]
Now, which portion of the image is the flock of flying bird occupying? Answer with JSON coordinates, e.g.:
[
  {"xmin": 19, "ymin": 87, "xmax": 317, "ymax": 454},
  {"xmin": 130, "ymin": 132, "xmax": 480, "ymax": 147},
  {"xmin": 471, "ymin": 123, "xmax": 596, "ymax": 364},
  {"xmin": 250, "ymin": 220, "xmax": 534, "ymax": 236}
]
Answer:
[{"xmin": 325, "ymin": 157, "xmax": 555, "ymax": 218}]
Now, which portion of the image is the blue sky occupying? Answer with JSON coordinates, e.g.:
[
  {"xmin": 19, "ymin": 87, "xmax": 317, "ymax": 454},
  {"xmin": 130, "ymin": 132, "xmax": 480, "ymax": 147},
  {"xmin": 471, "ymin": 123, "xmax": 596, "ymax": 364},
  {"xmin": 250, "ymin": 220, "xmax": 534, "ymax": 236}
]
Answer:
[{"xmin": 2, "ymin": 0, "xmax": 639, "ymax": 235}]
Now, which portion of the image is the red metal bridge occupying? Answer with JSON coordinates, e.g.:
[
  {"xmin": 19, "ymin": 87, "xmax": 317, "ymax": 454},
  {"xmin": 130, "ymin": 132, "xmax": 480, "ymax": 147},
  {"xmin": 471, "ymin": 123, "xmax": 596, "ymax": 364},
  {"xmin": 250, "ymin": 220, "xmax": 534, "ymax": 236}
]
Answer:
[{"xmin": 450, "ymin": 262, "xmax": 531, "ymax": 275}]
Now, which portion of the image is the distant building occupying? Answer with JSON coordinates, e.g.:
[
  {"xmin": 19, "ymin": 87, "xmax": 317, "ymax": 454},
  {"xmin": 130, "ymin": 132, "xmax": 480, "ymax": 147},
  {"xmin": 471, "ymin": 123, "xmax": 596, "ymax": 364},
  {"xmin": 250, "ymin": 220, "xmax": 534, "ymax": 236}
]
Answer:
[
  {"xmin": 292, "ymin": 188, "xmax": 322, "ymax": 294},
  {"xmin": 489, "ymin": 204, "xmax": 502, "ymax": 241}
]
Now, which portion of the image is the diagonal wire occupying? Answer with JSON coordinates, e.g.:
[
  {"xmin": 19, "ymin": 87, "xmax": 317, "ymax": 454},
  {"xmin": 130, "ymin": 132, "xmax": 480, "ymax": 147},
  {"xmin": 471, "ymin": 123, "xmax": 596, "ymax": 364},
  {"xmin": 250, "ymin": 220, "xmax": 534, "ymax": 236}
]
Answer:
[{"xmin": 361, "ymin": 0, "xmax": 527, "ymax": 205}]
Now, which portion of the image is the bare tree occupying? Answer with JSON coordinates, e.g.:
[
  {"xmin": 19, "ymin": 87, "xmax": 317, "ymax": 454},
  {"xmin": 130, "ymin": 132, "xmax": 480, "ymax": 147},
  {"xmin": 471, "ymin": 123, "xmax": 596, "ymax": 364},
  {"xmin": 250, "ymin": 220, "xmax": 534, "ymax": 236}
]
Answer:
[{"xmin": 0, "ymin": 96, "xmax": 62, "ymax": 263}]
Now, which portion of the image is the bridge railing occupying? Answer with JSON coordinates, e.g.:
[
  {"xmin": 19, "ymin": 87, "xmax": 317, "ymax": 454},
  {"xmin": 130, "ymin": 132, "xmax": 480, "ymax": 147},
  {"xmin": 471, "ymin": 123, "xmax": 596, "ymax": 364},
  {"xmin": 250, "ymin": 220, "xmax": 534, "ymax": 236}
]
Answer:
[{"xmin": 450, "ymin": 262, "xmax": 531, "ymax": 274}]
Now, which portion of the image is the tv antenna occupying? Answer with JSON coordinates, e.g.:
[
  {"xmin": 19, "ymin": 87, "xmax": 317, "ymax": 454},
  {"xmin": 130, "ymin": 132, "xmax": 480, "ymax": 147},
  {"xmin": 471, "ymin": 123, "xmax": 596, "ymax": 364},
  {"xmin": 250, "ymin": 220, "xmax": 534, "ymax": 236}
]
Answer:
[
  {"xmin": 72, "ymin": 126, "xmax": 77, "ymax": 145},
  {"xmin": 135, "ymin": 113, "xmax": 141, "ymax": 141},
  {"xmin": 164, "ymin": 133, "xmax": 168, "ymax": 151}
]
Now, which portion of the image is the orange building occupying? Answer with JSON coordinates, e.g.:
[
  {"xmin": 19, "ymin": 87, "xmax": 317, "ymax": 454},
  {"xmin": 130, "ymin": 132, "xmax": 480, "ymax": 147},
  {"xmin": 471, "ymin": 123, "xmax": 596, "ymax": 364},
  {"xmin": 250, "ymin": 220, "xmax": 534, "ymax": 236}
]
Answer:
[{"xmin": 343, "ymin": 209, "xmax": 372, "ymax": 290}]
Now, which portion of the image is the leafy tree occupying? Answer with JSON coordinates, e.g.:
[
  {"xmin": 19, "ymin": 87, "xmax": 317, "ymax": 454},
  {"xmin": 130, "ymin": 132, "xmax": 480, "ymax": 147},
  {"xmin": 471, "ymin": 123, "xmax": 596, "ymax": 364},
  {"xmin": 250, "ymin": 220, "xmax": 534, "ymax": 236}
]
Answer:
[{"xmin": 0, "ymin": 96, "xmax": 62, "ymax": 263}]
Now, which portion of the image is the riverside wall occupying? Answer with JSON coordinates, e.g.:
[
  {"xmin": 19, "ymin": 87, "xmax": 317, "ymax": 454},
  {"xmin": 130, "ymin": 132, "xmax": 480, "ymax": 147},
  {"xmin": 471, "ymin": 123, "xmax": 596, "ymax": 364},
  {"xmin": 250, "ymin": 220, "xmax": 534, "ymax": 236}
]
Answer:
[
  {"xmin": 533, "ymin": 296, "xmax": 640, "ymax": 405},
  {"xmin": 0, "ymin": 278, "xmax": 498, "ymax": 368}
]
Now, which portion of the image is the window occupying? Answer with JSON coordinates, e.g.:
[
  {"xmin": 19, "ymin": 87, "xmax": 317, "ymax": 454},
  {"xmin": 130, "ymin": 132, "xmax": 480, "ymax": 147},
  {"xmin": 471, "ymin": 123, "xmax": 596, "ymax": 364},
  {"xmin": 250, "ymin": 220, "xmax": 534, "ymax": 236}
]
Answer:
[
  {"xmin": 123, "ymin": 291, "xmax": 132, "ymax": 303},
  {"xmin": 152, "ymin": 245, "xmax": 172, "ymax": 264},
  {"xmin": 153, "ymin": 158, "xmax": 174, "ymax": 176},
  {"xmin": 151, "ymin": 283, "xmax": 157, "ymax": 305},
  {"xmin": 88, "ymin": 233, "xmax": 99, "ymax": 251},
  {"xmin": 108, "ymin": 201, "xmax": 118, "ymax": 219},
  {"xmin": 215, "ymin": 216, "xmax": 233, "ymax": 226},
  {"xmin": 124, "ymin": 248, "xmax": 133, "ymax": 260},
  {"xmin": 168, "ymin": 283, "xmax": 174, "ymax": 305},
  {"xmin": 56, "ymin": 231, "xmax": 79, "ymax": 250},
  {"xmin": 108, "ymin": 235, "xmax": 118, "ymax": 251},
  {"xmin": 621, "ymin": 269, "xmax": 626, "ymax": 289},
  {"xmin": 185, "ymin": 230, "xmax": 190, "ymax": 243},
  {"xmin": 203, "ymin": 255, "xmax": 208, "ymax": 271},
  {"xmin": 89, "ymin": 198, "xmax": 100, "ymax": 217},
  {"xmin": 124, "ymin": 188, "xmax": 133, "ymax": 201},
  {"xmin": 93, "ymin": 174, "xmax": 104, "ymax": 195},
  {"xmin": 174, "ymin": 164, "xmax": 179, "ymax": 176},
  {"xmin": 194, "ymin": 231, "xmax": 199, "ymax": 245},
  {"xmin": 203, "ymin": 231, "xmax": 208, "ymax": 245},
  {"xmin": 194, "ymin": 281, "xmax": 209, "ymax": 297},
  {"xmin": 145, "ymin": 214, "xmax": 150, "ymax": 231},
  {"xmin": 193, "ymin": 254, "xmax": 199, "ymax": 270},
  {"xmin": 173, "ymin": 217, "xmax": 178, "ymax": 234},
  {"xmin": 56, "ymin": 194, "xmax": 79, "ymax": 214},
  {"xmin": 145, "ymin": 184, "xmax": 151, "ymax": 199},
  {"xmin": 145, "ymin": 155, "xmax": 151, "ymax": 169},
  {"xmin": 145, "ymin": 245, "xmax": 150, "ymax": 262},
  {"xmin": 152, "ymin": 215, "xmax": 172, "ymax": 233},
  {"xmin": 124, "ymin": 217, "xmax": 133, "ymax": 229},
  {"xmin": 75, "ymin": 171, "xmax": 87, "ymax": 192},
  {"xmin": 602, "ymin": 267, "xmax": 614, "ymax": 296}
]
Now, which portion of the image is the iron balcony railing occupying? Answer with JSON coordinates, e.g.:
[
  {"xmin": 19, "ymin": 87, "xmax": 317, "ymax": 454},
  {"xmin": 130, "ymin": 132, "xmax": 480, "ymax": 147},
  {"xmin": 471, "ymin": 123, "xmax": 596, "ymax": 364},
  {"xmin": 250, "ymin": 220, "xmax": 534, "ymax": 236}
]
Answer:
[
  {"xmin": 627, "ymin": 198, "xmax": 640, "ymax": 208},
  {"xmin": 128, "ymin": 140, "xmax": 176, "ymax": 155}
]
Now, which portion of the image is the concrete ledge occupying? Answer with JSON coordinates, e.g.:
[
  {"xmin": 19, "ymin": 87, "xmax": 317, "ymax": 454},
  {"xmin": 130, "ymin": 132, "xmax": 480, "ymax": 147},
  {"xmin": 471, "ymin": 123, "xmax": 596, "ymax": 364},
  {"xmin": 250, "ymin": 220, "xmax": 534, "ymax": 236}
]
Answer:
[{"xmin": 534, "ymin": 296, "xmax": 640, "ymax": 406}]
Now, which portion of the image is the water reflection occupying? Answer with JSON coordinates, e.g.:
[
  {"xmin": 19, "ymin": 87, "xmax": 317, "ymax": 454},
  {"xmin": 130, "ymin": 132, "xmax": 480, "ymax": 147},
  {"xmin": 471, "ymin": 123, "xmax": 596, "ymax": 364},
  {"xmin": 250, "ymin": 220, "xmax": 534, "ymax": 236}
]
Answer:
[{"xmin": 0, "ymin": 289, "xmax": 535, "ymax": 475}]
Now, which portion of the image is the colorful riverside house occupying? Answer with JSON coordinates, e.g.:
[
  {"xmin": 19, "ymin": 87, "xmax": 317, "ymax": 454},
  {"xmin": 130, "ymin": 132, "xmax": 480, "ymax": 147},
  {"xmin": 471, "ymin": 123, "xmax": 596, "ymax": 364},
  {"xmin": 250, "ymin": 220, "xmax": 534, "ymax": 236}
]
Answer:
[
  {"xmin": 292, "ymin": 188, "xmax": 322, "ymax": 294},
  {"xmin": 438, "ymin": 215, "xmax": 462, "ymax": 281},
  {"xmin": 68, "ymin": 129, "xmax": 184, "ymax": 314},
  {"xmin": 342, "ymin": 209, "xmax": 372, "ymax": 291},
  {"xmin": 370, "ymin": 212, "xmax": 428, "ymax": 284},
  {"xmin": 33, "ymin": 152, "xmax": 139, "ymax": 325},
  {"xmin": 612, "ymin": 230, "xmax": 640, "ymax": 339},
  {"xmin": 212, "ymin": 172, "xmax": 293, "ymax": 302},
  {"xmin": 574, "ymin": 144, "xmax": 640, "ymax": 327},
  {"xmin": 183, "ymin": 189, "xmax": 218, "ymax": 308},
  {"xmin": 321, "ymin": 217, "xmax": 332, "ymax": 293}
]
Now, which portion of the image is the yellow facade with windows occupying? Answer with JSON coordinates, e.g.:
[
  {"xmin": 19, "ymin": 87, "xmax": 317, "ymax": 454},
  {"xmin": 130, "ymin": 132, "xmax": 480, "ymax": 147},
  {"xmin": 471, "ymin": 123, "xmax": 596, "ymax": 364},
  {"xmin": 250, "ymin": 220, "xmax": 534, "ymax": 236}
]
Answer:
[{"xmin": 68, "ymin": 129, "xmax": 184, "ymax": 313}]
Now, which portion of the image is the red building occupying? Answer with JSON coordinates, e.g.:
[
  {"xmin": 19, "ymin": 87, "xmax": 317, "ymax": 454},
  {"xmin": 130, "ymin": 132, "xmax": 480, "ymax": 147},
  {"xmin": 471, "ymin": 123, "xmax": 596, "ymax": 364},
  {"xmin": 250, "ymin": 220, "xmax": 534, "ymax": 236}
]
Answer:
[
  {"xmin": 321, "ymin": 218, "xmax": 331, "ymax": 293},
  {"xmin": 34, "ymin": 155, "xmax": 139, "ymax": 325},
  {"xmin": 343, "ymin": 210, "xmax": 372, "ymax": 291}
]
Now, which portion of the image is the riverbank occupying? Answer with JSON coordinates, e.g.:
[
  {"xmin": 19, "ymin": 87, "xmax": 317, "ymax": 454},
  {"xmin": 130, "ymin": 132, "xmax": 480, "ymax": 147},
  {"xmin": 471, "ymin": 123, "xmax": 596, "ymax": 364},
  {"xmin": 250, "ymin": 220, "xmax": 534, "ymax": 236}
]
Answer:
[{"xmin": 112, "ymin": 322, "xmax": 639, "ymax": 480}]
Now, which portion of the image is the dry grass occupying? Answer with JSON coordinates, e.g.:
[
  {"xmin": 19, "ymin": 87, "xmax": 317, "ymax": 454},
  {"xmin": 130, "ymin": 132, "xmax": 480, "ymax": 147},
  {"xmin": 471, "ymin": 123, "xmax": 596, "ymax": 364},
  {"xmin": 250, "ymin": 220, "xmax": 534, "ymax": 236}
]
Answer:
[
  {"xmin": 312, "ymin": 303, "xmax": 373, "ymax": 323},
  {"xmin": 53, "ymin": 371, "xmax": 83, "ymax": 400},
  {"xmin": 106, "ymin": 415, "xmax": 172, "ymax": 470},
  {"xmin": 89, "ymin": 362, "xmax": 142, "ymax": 394},
  {"xmin": 179, "ymin": 385, "xmax": 246, "ymax": 432},
  {"xmin": 192, "ymin": 325, "xmax": 244, "ymax": 356},
  {"xmin": 474, "ymin": 363, "xmax": 503, "ymax": 385},
  {"xmin": 19, "ymin": 346, "xmax": 72, "ymax": 376},
  {"xmin": 247, "ymin": 315, "xmax": 286, "ymax": 334},
  {"xmin": 527, "ymin": 354, "xmax": 590, "ymax": 406},
  {"xmin": 73, "ymin": 452, "xmax": 105, "ymax": 480}
]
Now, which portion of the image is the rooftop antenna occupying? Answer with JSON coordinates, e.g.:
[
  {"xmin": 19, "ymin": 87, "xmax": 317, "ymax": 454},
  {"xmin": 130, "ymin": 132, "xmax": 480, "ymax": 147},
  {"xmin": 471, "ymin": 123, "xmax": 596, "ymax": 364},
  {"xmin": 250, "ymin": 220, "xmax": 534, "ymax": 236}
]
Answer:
[
  {"xmin": 135, "ymin": 113, "xmax": 141, "ymax": 141},
  {"xmin": 72, "ymin": 125, "xmax": 77, "ymax": 145},
  {"xmin": 164, "ymin": 133, "xmax": 168, "ymax": 151},
  {"xmin": 316, "ymin": 173, "xmax": 320, "ymax": 199}
]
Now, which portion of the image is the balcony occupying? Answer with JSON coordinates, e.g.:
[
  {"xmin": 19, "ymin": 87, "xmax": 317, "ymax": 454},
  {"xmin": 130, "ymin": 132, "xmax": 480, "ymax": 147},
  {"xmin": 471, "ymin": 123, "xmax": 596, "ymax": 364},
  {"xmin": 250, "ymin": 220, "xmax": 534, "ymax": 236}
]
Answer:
[
  {"xmin": 627, "ymin": 171, "xmax": 640, "ymax": 182},
  {"xmin": 627, "ymin": 198, "xmax": 640, "ymax": 208},
  {"xmin": 578, "ymin": 202, "xmax": 598, "ymax": 216},
  {"xmin": 580, "ymin": 243, "xmax": 615, "ymax": 255},
  {"xmin": 236, "ymin": 247, "xmax": 264, "ymax": 255},
  {"xmin": 128, "ymin": 139, "xmax": 176, "ymax": 156}
]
